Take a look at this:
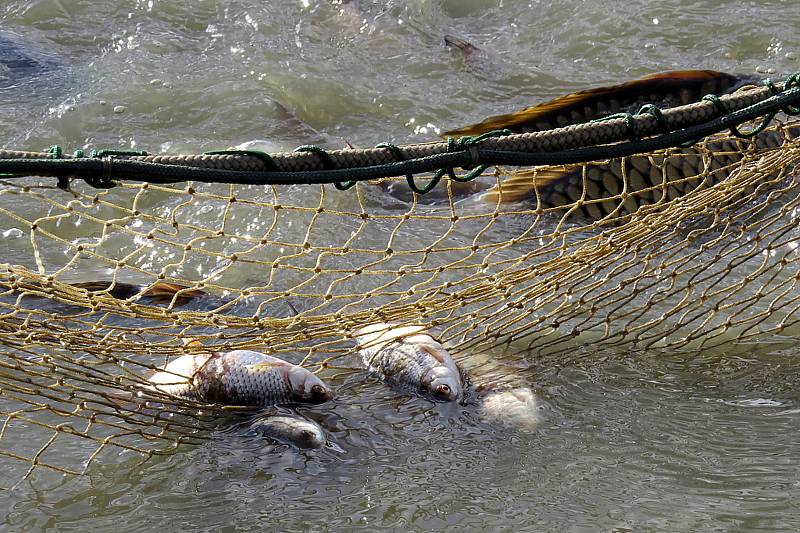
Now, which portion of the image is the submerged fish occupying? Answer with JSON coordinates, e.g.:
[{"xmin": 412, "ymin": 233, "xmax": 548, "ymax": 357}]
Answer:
[
  {"xmin": 478, "ymin": 387, "xmax": 541, "ymax": 430},
  {"xmin": 354, "ymin": 323, "xmax": 467, "ymax": 403},
  {"xmin": 72, "ymin": 280, "xmax": 207, "ymax": 306},
  {"xmin": 148, "ymin": 350, "xmax": 333, "ymax": 407},
  {"xmin": 0, "ymin": 31, "xmax": 62, "ymax": 92},
  {"xmin": 439, "ymin": 70, "xmax": 795, "ymax": 216},
  {"xmin": 443, "ymin": 70, "xmax": 753, "ymax": 136},
  {"xmin": 248, "ymin": 413, "xmax": 328, "ymax": 449}
]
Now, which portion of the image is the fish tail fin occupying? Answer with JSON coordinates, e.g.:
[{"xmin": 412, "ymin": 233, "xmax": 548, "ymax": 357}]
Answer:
[
  {"xmin": 444, "ymin": 34, "xmax": 480, "ymax": 55},
  {"xmin": 482, "ymin": 166, "xmax": 576, "ymax": 204},
  {"xmin": 72, "ymin": 280, "xmax": 205, "ymax": 305},
  {"xmin": 182, "ymin": 338, "xmax": 204, "ymax": 349},
  {"xmin": 141, "ymin": 282, "xmax": 205, "ymax": 305}
]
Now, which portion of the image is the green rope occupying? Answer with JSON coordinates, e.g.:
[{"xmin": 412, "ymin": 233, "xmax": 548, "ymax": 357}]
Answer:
[
  {"xmin": 591, "ymin": 112, "xmax": 638, "ymax": 140},
  {"xmin": 293, "ymin": 145, "xmax": 353, "ymax": 190},
  {"xmin": 638, "ymin": 104, "xmax": 668, "ymax": 134},
  {"xmin": 204, "ymin": 150, "xmax": 278, "ymax": 170},
  {"xmin": 46, "ymin": 145, "xmax": 71, "ymax": 190},
  {"xmin": 433, "ymin": 129, "xmax": 513, "ymax": 185},
  {"xmin": 375, "ymin": 142, "xmax": 442, "ymax": 194},
  {"xmin": 782, "ymin": 73, "xmax": 800, "ymax": 115},
  {"xmin": 48, "ymin": 145, "xmax": 63, "ymax": 159}
]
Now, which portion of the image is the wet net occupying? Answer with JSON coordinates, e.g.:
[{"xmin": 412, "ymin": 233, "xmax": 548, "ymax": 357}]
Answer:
[{"xmin": 2, "ymin": 77, "xmax": 800, "ymax": 484}]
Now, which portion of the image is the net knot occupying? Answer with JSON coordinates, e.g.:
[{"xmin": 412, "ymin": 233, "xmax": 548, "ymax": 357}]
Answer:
[
  {"xmin": 83, "ymin": 149, "xmax": 148, "ymax": 189},
  {"xmin": 432, "ymin": 129, "xmax": 513, "ymax": 187}
]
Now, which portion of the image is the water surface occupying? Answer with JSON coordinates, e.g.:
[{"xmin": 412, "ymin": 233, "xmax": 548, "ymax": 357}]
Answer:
[{"xmin": 2, "ymin": 1, "xmax": 800, "ymax": 531}]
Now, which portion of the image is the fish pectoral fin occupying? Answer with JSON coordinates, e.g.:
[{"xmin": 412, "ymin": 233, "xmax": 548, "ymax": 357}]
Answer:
[{"xmin": 483, "ymin": 165, "xmax": 577, "ymax": 204}]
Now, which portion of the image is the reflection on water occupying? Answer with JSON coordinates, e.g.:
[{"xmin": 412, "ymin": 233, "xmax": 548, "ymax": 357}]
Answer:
[{"xmin": 2, "ymin": 0, "xmax": 800, "ymax": 530}]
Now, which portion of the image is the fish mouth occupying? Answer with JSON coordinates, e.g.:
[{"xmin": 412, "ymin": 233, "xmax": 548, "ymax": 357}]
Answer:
[{"xmin": 307, "ymin": 385, "xmax": 334, "ymax": 404}]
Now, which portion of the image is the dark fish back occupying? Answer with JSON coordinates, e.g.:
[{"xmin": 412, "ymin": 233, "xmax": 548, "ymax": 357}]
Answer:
[{"xmin": 443, "ymin": 70, "xmax": 749, "ymax": 136}]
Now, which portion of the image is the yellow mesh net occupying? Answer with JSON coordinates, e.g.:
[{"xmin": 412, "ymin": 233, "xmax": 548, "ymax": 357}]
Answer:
[{"xmin": 1, "ymin": 116, "xmax": 799, "ymax": 483}]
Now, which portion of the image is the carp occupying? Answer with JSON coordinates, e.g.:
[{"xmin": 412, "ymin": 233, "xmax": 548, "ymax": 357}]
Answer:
[
  {"xmin": 354, "ymin": 323, "xmax": 467, "ymax": 403},
  {"xmin": 148, "ymin": 349, "xmax": 333, "ymax": 407}
]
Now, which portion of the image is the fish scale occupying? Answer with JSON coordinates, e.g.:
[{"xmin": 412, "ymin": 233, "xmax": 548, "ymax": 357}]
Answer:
[
  {"xmin": 204, "ymin": 353, "xmax": 296, "ymax": 405},
  {"xmin": 355, "ymin": 324, "xmax": 467, "ymax": 403},
  {"xmin": 363, "ymin": 342, "xmax": 431, "ymax": 393},
  {"xmin": 439, "ymin": 69, "xmax": 799, "ymax": 217},
  {"xmin": 148, "ymin": 349, "xmax": 332, "ymax": 407}
]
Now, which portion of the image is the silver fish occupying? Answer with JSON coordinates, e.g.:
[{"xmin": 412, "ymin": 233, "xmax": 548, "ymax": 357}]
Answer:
[
  {"xmin": 354, "ymin": 323, "xmax": 467, "ymax": 403},
  {"xmin": 148, "ymin": 350, "xmax": 333, "ymax": 407},
  {"xmin": 248, "ymin": 413, "xmax": 327, "ymax": 449}
]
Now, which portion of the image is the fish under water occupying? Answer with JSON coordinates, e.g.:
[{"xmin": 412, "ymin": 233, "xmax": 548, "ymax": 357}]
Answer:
[
  {"xmin": 445, "ymin": 69, "xmax": 791, "ymax": 216},
  {"xmin": 375, "ymin": 70, "xmax": 793, "ymax": 218},
  {"xmin": 248, "ymin": 412, "xmax": 328, "ymax": 449},
  {"xmin": 147, "ymin": 349, "xmax": 333, "ymax": 407},
  {"xmin": 0, "ymin": 31, "xmax": 62, "ymax": 92},
  {"xmin": 477, "ymin": 387, "xmax": 541, "ymax": 430},
  {"xmin": 353, "ymin": 323, "xmax": 468, "ymax": 403}
]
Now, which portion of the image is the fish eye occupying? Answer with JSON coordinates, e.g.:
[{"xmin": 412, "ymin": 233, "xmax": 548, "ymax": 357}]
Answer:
[
  {"xmin": 433, "ymin": 384, "xmax": 452, "ymax": 399},
  {"xmin": 311, "ymin": 384, "xmax": 325, "ymax": 395}
]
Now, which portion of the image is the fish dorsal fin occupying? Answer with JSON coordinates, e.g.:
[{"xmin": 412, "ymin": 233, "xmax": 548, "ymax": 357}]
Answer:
[
  {"xmin": 250, "ymin": 361, "xmax": 286, "ymax": 372},
  {"xmin": 442, "ymin": 70, "xmax": 743, "ymax": 136},
  {"xmin": 482, "ymin": 166, "xmax": 577, "ymax": 204},
  {"xmin": 418, "ymin": 343, "xmax": 450, "ymax": 365}
]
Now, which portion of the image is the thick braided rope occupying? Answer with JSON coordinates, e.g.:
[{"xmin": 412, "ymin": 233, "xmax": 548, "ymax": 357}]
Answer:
[{"xmin": 0, "ymin": 82, "xmax": 776, "ymax": 174}]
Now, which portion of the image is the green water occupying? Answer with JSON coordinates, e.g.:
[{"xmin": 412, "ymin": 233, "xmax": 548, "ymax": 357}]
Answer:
[{"xmin": 2, "ymin": 1, "xmax": 800, "ymax": 531}]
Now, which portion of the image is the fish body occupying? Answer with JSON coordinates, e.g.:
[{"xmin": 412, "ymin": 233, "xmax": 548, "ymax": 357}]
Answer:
[
  {"xmin": 354, "ymin": 323, "xmax": 467, "ymax": 403},
  {"xmin": 440, "ymin": 69, "xmax": 795, "ymax": 216},
  {"xmin": 478, "ymin": 387, "xmax": 541, "ymax": 430},
  {"xmin": 0, "ymin": 31, "xmax": 61, "ymax": 91},
  {"xmin": 148, "ymin": 350, "xmax": 333, "ymax": 407},
  {"xmin": 248, "ymin": 413, "xmax": 327, "ymax": 449},
  {"xmin": 443, "ymin": 70, "xmax": 752, "ymax": 136},
  {"xmin": 73, "ymin": 280, "xmax": 206, "ymax": 306}
]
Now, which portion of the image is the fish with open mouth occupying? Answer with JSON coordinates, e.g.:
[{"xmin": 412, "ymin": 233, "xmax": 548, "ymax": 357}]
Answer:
[
  {"xmin": 148, "ymin": 349, "xmax": 333, "ymax": 407},
  {"xmin": 353, "ymin": 323, "xmax": 467, "ymax": 403}
]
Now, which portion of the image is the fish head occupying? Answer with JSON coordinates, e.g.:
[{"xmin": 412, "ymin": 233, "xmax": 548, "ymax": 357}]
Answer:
[
  {"xmin": 287, "ymin": 366, "xmax": 334, "ymax": 404},
  {"xmin": 421, "ymin": 365, "xmax": 463, "ymax": 402}
]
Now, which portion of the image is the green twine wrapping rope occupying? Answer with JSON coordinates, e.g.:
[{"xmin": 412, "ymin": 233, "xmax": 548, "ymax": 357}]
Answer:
[{"xmin": 2, "ymin": 72, "xmax": 800, "ymax": 192}]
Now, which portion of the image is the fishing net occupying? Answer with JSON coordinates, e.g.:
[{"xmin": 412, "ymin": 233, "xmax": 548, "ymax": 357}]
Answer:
[{"xmin": 2, "ymin": 79, "xmax": 800, "ymax": 484}]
